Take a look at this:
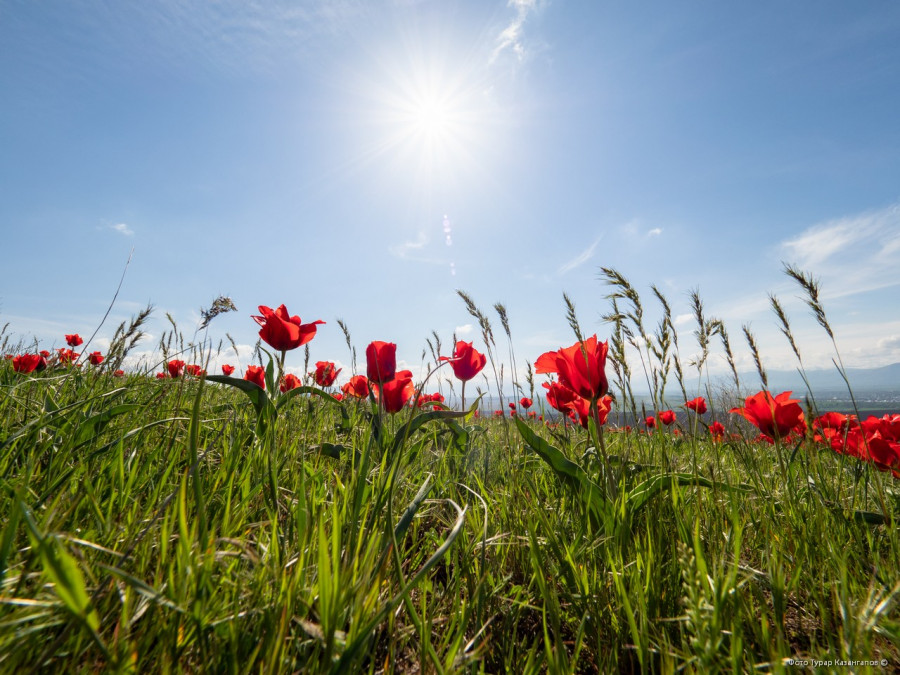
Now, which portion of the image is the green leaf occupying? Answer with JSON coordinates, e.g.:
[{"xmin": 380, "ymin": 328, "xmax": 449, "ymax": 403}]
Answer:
[
  {"xmin": 626, "ymin": 473, "xmax": 753, "ymax": 516},
  {"xmin": 389, "ymin": 404, "xmax": 475, "ymax": 457},
  {"xmin": 22, "ymin": 507, "xmax": 100, "ymax": 634},
  {"xmin": 515, "ymin": 417, "xmax": 608, "ymax": 520},
  {"xmin": 206, "ymin": 375, "xmax": 275, "ymax": 419},
  {"xmin": 275, "ymin": 385, "xmax": 344, "ymax": 411}
]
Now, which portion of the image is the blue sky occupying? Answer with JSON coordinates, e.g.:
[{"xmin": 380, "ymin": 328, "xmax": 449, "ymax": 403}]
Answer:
[{"xmin": 2, "ymin": 1, "xmax": 900, "ymax": 395}]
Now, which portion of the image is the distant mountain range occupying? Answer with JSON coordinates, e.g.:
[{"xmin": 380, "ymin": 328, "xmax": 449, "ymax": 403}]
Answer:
[
  {"xmin": 754, "ymin": 362, "xmax": 900, "ymax": 394},
  {"xmin": 629, "ymin": 362, "xmax": 900, "ymax": 398}
]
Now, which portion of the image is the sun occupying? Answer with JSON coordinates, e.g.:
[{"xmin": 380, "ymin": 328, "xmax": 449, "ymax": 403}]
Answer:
[
  {"xmin": 339, "ymin": 27, "xmax": 510, "ymax": 196},
  {"xmin": 410, "ymin": 96, "xmax": 452, "ymax": 139}
]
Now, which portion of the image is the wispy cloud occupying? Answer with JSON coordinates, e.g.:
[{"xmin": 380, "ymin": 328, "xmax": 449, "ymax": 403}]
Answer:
[
  {"xmin": 455, "ymin": 324, "xmax": 474, "ymax": 336},
  {"xmin": 780, "ymin": 203, "xmax": 900, "ymax": 298},
  {"xmin": 491, "ymin": 0, "xmax": 538, "ymax": 63},
  {"xmin": 558, "ymin": 234, "xmax": 603, "ymax": 275},
  {"xmin": 111, "ymin": 223, "xmax": 134, "ymax": 236},
  {"xmin": 389, "ymin": 232, "xmax": 427, "ymax": 259},
  {"xmin": 647, "ymin": 227, "xmax": 662, "ymax": 238}
]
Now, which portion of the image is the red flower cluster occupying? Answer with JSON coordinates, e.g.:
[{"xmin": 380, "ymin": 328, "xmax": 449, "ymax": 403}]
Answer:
[
  {"xmin": 57, "ymin": 348, "xmax": 79, "ymax": 364},
  {"xmin": 221, "ymin": 364, "xmax": 235, "ymax": 376},
  {"xmin": 185, "ymin": 364, "xmax": 205, "ymax": 377},
  {"xmin": 416, "ymin": 392, "xmax": 445, "ymax": 408},
  {"xmin": 537, "ymin": 336, "xmax": 612, "ymax": 430},
  {"xmin": 659, "ymin": 410, "xmax": 676, "ymax": 426},
  {"xmin": 536, "ymin": 336, "xmax": 614, "ymax": 429},
  {"xmin": 730, "ymin": 391, "xmax": 806, "ymax": 443},
  {"xmin": 536, "ymin": 336, "xmax": 609, "ymax": 403},
  {"xmin": 814, "ymin": 412, "xmax": 900, "ymax": 477},
  {"xmin": 366, "ymin": 341, "xmax": 414, "ymax": 413},
  {"xmin": 65, "ymin": 334, "xmax": 83, "ymax": 347},
  {"xmin": 709, "ymin": 421, "xmax": 726, "ymax": 442},
  {"xmin": 88, "ymin": 351, "xmax": 104, "ymax": 366},
  {"xmin": 13, "ymin": 353, "xmax": 47, "ymax": 373},
  {"xmin": 252, "ymin": 305, "xmax": 324, "ymax": 352}
]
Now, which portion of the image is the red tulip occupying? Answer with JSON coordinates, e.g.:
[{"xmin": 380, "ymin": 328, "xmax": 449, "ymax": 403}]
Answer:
[
  {"xmin": 313, "ymin": 361, "xmax": 341, "ymax": 388},
  {"xmin": 366, "ymin": 341, "xmax": 397, "ymax": 384},
  {"xmin": 156, "ymin": 372, "xmax": 169, "ymax": 379},
  {"xmin": 221, "ymin": 364, "xmax": 235, "ymax": 376},
  {"xmin": 333, "ymin": 392, "xmax": 344, "ymax": 402},
  {"xmin": 374, "ymin": 370, "xmax": 414, "ymax": 413},
  {"xmin": 542, "ymin": 381, "xmax": 578, "ymax": 414},
  {"xmin": 65, "ymin": 334, "xmax": 83, "ymax": 347},
  {"xmin": 494, "ymin": 410, "xmax": 503, "ymax": 417},
  {"xmin": 13, "ymin": 354, "xmax": 46, "ymax": 373},
  {"xmin": 167, "ymin": 360, "xmax": 186, "ymax": 378},
  {"xmin": 244, "ymin": 365, "xmax": 266, "ymax": 389},
  {"xmin": 88, "ymin": 351, "xmax": 104, "ymax": 366},
  {"xmin": 535, "ymin": 335, "xmax": 609, "ymax": 402},
  {"xmin": 40, "ymin": 350, "xmax": 50, "ymax": 358},
  {"xmin": 685, "ymin": 397, "xmax": 707, "ymax": 415},
  {"xmin": 509, "ymin": 402, "xmax": 516, "ymax": 410},
  {"xmin": 730, "ymin": 391, "xmax": 806, "ymax": 442},
  {"xmin": 439, "ymin": 341, "xmax": 487, "ymax": 382},
  {"xmin": 280, "ymin": 373, "xmax": 302, "ymax": 392},
  {"xmin": 659, "ymin": 410, "xmax": 676, "ymax": 426},
  {"xmin": 819, "ymin": 413, "xmax": 900, "ymax": 476},
  {"xmin": 645, "ymin": 416, "xmax": 656, "ymax": 429},
  {"xmin": 430, "ymin": 392, "xmax": 445, "ymax": 404},
  {"xmin": 252, "ymin": 304, "xmax": 324, "ymax": 352},
  {"xmin": 567, "ymin": 394, "xmax": 612, "ymax": 429},
  {"xmin": 341, "ymin": 375, "xmax": 370, "ymax": 399},
  {"xmin": 520, "ymin": 397, "xmax": 533, "ymax": 410},
  {"xmin": 185, "ymin": 364, "xmax": 205, "ymax": 377},
  {"xmin": 710, "ymin": 421, "xmax": 725, "ymax": 441},
  {"xmin": 528, "ymin": 411, "xmax": 536, "ymax": 418},
  {"xmin": 114, "ymin": 369, "xmax": 125, "ymax": 377}
]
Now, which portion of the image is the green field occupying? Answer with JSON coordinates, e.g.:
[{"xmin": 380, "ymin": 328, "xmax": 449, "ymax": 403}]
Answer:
[{"xmin": 1, "ymin": 269, "xmax": 898, "ymax": 673}]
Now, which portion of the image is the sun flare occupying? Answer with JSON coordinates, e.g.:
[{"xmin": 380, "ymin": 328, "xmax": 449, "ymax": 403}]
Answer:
[{"xmin": 410, "ymin": 96, "xmax": 452, "ymax": 139}]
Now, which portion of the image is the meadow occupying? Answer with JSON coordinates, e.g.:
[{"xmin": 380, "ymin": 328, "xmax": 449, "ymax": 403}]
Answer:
[{"xmin": 1, "ymin": 266, "xmax": 898, "ymax": 673}]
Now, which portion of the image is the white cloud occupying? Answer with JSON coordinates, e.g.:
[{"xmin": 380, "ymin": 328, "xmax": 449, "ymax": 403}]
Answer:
[
  {"xmin": 111, "ymin": 223, "xmax": 134, "ymax": 236},
  {"xmin": 455, "ymin": 324, "xmax": 474, "ymax": 336},
  {"xmin": 646, "ymin": 227, "xmax": 662, "ymax": 237},
  {"xmin": 876, "ymin": 335, "xmax": 900, "ymax": 350},
  {"xmin": 491, "ymin": 0, "xmax": 539, "ymax": 63},
  {"xmin": 780, "ymin": 203, "xmax": 900, "ymax": 298},
  {"xmin": 673, "ymin": 313, "xmax": 693, "ymax": 326},
  {"xmin": 557, "ymin": 234, "xmax": 603, "ymax": 275},
  {"xmin": 389, "ymin": 232, "xmax": 427, "ymax": 259}
]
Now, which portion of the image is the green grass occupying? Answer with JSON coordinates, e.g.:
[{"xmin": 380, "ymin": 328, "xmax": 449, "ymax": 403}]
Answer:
[
  {"xmin": 1, "ymin": 364, "xmax": 897, "ymax": 673},
  {"xmin": 1, "ymin": 265, "xmax": 899, "ymax": 673}
]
